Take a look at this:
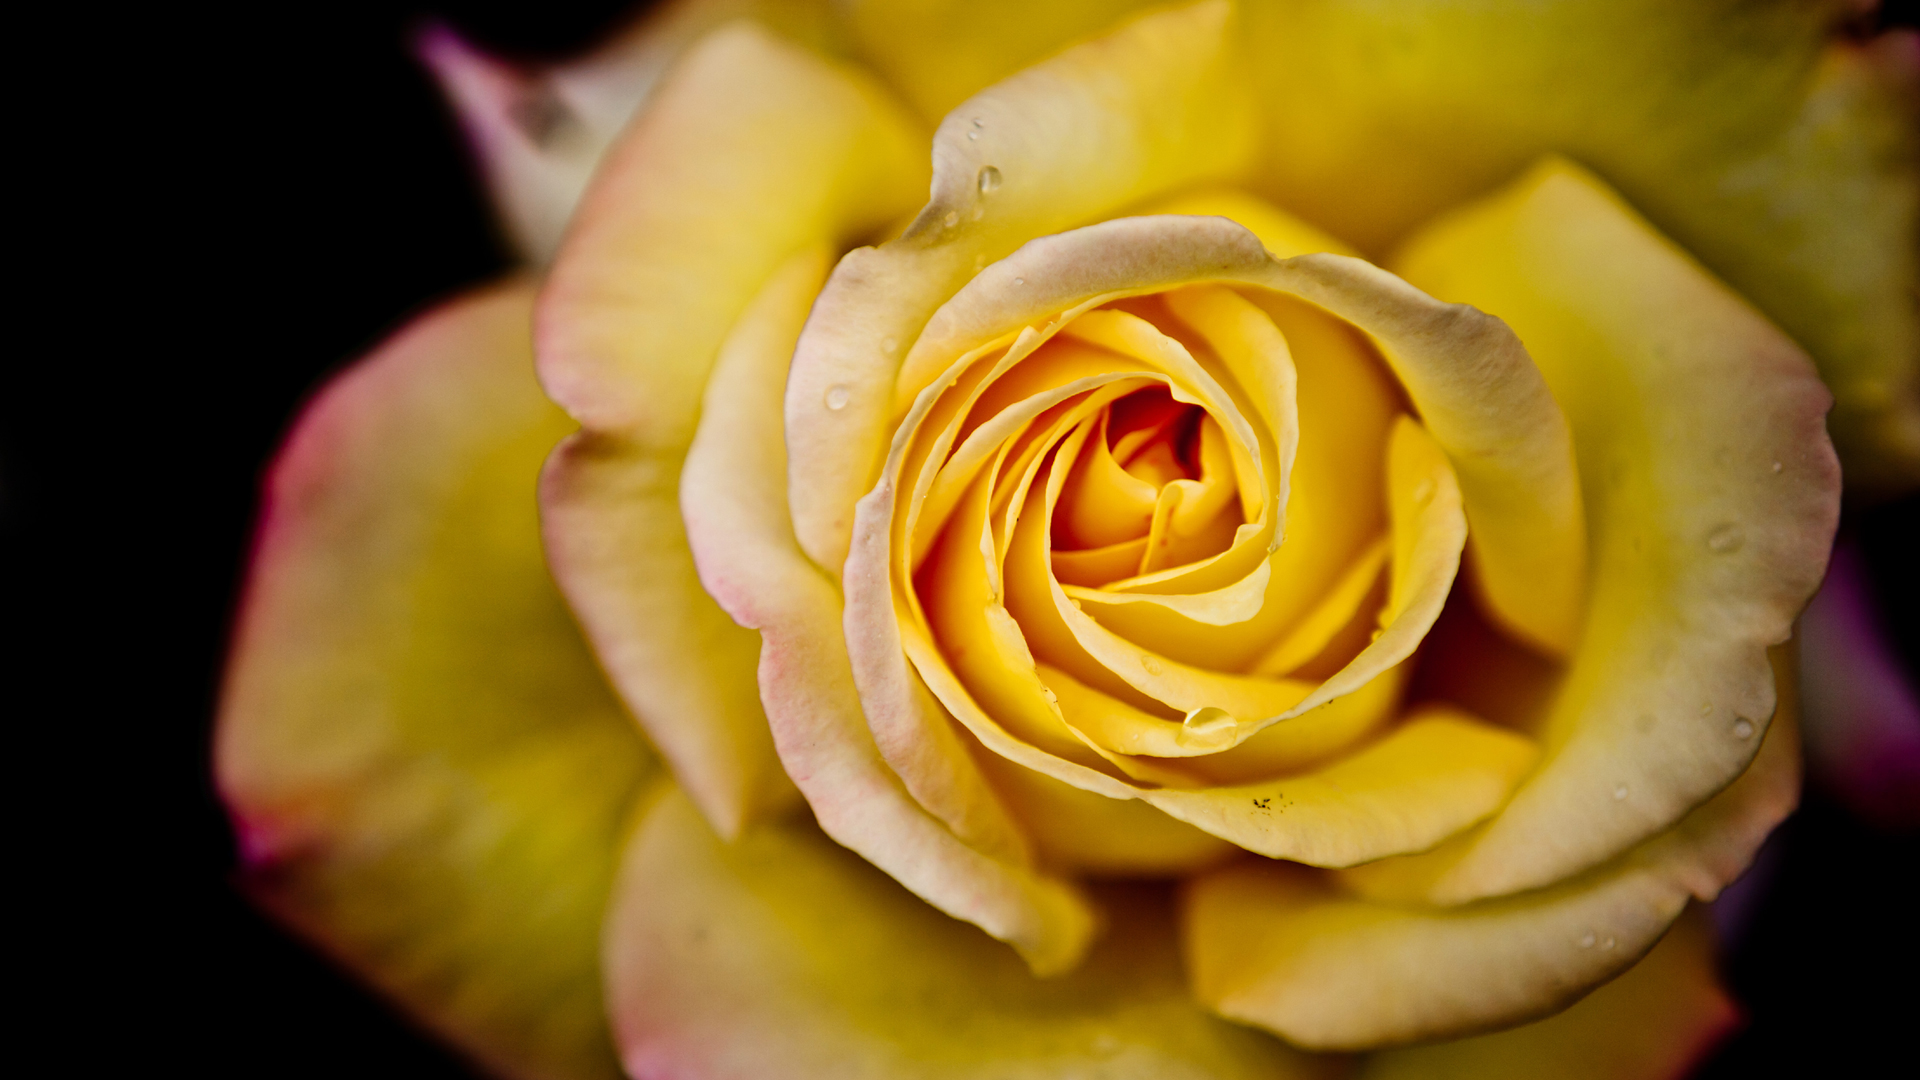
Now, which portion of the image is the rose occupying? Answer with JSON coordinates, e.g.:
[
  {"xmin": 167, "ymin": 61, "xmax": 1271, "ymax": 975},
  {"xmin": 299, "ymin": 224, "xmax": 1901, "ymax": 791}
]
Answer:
[{"xmin": 216, "ymin": 2, "xmax": 1911, "ymax": 1079}]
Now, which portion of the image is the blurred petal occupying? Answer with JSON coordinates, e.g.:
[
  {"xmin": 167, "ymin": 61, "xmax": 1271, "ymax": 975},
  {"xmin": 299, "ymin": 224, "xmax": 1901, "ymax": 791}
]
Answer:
[
  {"xmin": 1239, "ymin": 0, "xmax": 1919, "ymax": 491},
  {"xmin": 537, "ymin": 24, "xmax": 925, "ymax": 837},
  {"xmin": 1799, "ymin": 537, "xmax": 1920, "ymax": 827},
  {"xmin": 216, "ymin": 281, "xmax": 656, "ymax": 1080},
  {"xmin": 1353, "ymin": 908, "xmax": 1738, "ymax": 1080},
  {"xmin": 1185, "ymin": 702, "xmax": 1797, "ymax": 1049},
  {"xmin": 788, "ymin": 0, "xmax": 1258, "ymax": 570},
  {"xmin": 1389, "ymin": 158, "xmax": 1838, "ymax": 902},
  {"xmin": 418, "ymin": 0, "xmax": 845, "ymax": 261},
  {"xmin": 605, "ymin": 787, "xmax": 1335, "ymax": 1080}
]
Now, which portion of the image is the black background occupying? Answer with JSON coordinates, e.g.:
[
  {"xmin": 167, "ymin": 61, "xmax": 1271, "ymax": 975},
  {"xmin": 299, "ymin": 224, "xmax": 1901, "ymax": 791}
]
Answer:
[{"xmin": 17, "ymin": 1, "xmax": 1915, "ymax": 1075}]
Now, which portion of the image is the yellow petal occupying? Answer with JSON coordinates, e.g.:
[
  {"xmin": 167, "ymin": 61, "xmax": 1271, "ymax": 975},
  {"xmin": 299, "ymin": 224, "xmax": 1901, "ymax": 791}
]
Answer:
[
  {"xmin": 216, "ymin": 281, "xmax": 655, "ymax": 1080},
  {"xmin": 1184, "ymin": 695, "xmax": 1798, "ymax": 1049},
  {"xmin": 788, "ymin": 0, "xmax": 1257, "ymax": 571},
  {"xmin": 1388, "ymin": 157, "xmax": 1839, "ymax": 903},
  {"xmin": 1144, "ymin": 706, "xmax": 1536, "ymax": 865},
  {"xmin": 537, "ymin": 24, "xmax": 926, "ymax": 837},
  {"xmin": 1134, "ymin": 186, "xmax": 1361, "ymax": 259},
  {"xmin": 1239, "ymin": 1, "xmax": 1919, "ymax": 491},
  {"xmin": 606, "ymin": 787, "xmax": 1333, "ymax": 1080},
  {"xmin": 1355, "ymin": 908, "xmax": 1738, "ymax": 1080},
  {"xmin": 680, "ymin": 251, "xmax": 1095, "ymax": 975},
  {"xmin": 1267, "ymin": 253, "xmax": 1587, "ymax": 655}
]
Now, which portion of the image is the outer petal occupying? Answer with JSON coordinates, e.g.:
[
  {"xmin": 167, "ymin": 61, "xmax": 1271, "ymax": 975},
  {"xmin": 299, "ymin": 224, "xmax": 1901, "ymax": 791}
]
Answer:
[
  {"xmin": 606, "ymin": 787, "xmax": 1335, "ymax": 1080},
  {"xmin": 1353, "ymin": 908, "xmax": 1737, "ymax": 1080},
  {"xmin": 536, "ymin": 24, "xmax": 926, "ymax": 837},
  {"xmin": 1184, "ymin": 700, "xmax": 1798, "ymax": 1050},
  {"xmin": 1239, "ymin": 0, "xmax": 1919, "ymax": 490},
  {"xmin": 1388, "ymin": 158, "xmax": 1839, "ymax": 902},
  {"xmin": 418, "ymin": 0, "xmax": 845, "ymax": 262},
  {"xmin": 787, "ymin": 0, "xmax": 1258, "ymax": 571},
  {"xmin": 216, "ymin": 281, "xmax": 657, "ymax": 1080}
]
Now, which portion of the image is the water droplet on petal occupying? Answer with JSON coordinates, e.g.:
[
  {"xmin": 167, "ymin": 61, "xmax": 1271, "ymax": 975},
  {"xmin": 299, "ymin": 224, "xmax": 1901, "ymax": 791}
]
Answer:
[
  {"xmin": 1706, "ymin": 523, "xmax": 1744, "ymax": 553},
  {"xmin": 1733, "ymin": 718, "xmax": 1755, "ymax": 739},
  {"xmin": 1602, "ymin": 936, "xmax": 1617, "ymax": 950},
  {"xmin": 966, "ymin": 130, "xmax": 979, "ymax": 140},
  {"xmin": 977, "ymin": 165, "xmax": 1002, "ymax": 194},
  {"xmin": 1613, "ymin": 784, "xmax": 1628, "ymax": 801},
  {"xmin": 824, "ymin": 383, "xmax": 851, "ymax": 411},
  {"xmin": 1771, "ymin": 460, "xmax": 1783, "ymax": 473},
  {"xmin": 1412, "ymin": 478, "xmax": 1435, "ymax": 504},
  {"xmin": 942, "ymin": 210, "xmax": 960, "ymax": 229},
  {"xmin": 881, "ymin": 336, "xmax": 898, "ymax": 353},
  {"xmin": 1013, "ymin": 277, "xmax": 1025, "ymax": 286},
  {"xmin": 1140, "ymin": 655, "xmax": 1162, "ymax": 675},
  {"xmin": 1701, "ymin": 703, "xmax": 1714, "ymax": 716},
  {"xmin": 1579, "ymin": 932, "xmax": 1597, "ymax": 949}
]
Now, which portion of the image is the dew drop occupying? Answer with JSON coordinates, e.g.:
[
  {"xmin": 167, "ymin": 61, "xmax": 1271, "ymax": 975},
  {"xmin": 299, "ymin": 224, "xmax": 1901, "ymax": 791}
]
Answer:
[
  {"xmin": 977, "ymin": 165, "xmax": 1002, "ymax": 194},
  {"xmin": 1013, "ymin": 277, "xmax": 1026, "ymax": 286},
  {"xmin": 1141, "ymin": 655, "xmax": 1163, "ymax": 675},
  {"xmin": 1613, "ymin": 783, "xmax": 1629, "ymax": 801},
  {"xmin": 1771, "ymin": 460, "xmax": 1783, "ymax": 474},
  {"xmin": 1733, "ymin": 717, "xmax": 1756, "ymax": 739},
  {"xmin": 966, "ymin": 130, "xmax": 979, "ymax": 140},
  {"xmin": 1412, "ymin": 478, "xmax": 1435, "ymax": 504},
  {"xmin": 881, "ymin": 336, "xmax": 898, "ymax": 353},
  {"xmin": 1706, "ymin": 523, "xmax": 1744, "ymax": 554},
  {"xmin": 971, "ymin": 207, "xmax": 984, "ymax": 222},
  {"xmin": 1579, "ymin": 932, "xmax": 1596, "ymax": 949},
  {"xmin": 942, "ymin": 210, "xmax": 960, "ymax": 229},
  {"xmin": 1700, "ymin": 703, "xmax": 1714, "ymax": 717},
  {"xmin": 1602, "ymin": 936, "xmax": 1617, "ymax": 950},
  {"xmin": 824, "ymin": 383, "xmax": 851, "ymax": 411}
]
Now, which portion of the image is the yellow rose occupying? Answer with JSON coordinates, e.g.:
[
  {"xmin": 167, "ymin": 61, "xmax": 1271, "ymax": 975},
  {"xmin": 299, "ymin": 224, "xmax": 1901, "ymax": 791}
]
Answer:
[{"xmin": 218, "ymin": 2, "xmax": 1910, "ymax": 1078}]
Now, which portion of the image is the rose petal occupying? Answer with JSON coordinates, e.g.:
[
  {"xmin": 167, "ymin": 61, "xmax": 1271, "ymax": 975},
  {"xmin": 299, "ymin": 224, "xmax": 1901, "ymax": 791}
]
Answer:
[
  {"xmin": 788, "ymin": 0, "xmax": 1258, "ymax": 571},
  {"xmin": 417, "ymin": 1, "xmax": 846, "ymax": 262},
  {"xmin": 1236, "ymin": 1, "xmax": 1919, "ymax": 490},
  {"xmin": 537, "ymin": 23, "xmax": 925, "ymax": 837},
  {"xmin": 606, "ymin": 787, "xmax": 1334, "ymax": 1080},
  {"xmin": 681, "ymin": 251, "xmax": 1096, "ymax": 974},
  {"xmin": 216, "ymin": 281, "xmax": 656, "ymax": 1080},
  {"xmin": 1352, "ymin": 908, "xmax": 1738, "ymax": 1080},
  {"xmin": 1184, "ymin": 701, "xmax": 1797, "ymax": 1049},
  {"xmin": 1388, "ymin": 157, "xmax": 1839, "ymax": 902}
]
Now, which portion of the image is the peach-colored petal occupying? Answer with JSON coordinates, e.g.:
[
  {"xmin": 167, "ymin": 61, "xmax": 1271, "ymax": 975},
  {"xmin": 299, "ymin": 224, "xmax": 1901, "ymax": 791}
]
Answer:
[
  {"xmin": 606, "ymin": 788, "xmax": 1333, "ymax": 1080},
  {"xmin": 1184, "ymin": 703, "xmax": 1798, "ymax": 1049},
  {"xmin": 536, "ymin": 23, "xmax": 925, "ymax": 837},
  {"xmin": 216, "ymin": 281, "xmax": 655, "ymax": 1080},
  {"xmin": 1387, "ymin": 157, "xmax": 1839, "ymax": 903},
  {"xmin": 787, "ymin": 0, "xmax": 1257, "ymax": 571}
]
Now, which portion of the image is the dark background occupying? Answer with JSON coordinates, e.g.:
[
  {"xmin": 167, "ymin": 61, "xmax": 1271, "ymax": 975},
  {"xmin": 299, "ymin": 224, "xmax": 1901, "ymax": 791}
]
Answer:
[{"xmin": 16, "ymin": 1, "xmax": 1914, "ymax": 1075}]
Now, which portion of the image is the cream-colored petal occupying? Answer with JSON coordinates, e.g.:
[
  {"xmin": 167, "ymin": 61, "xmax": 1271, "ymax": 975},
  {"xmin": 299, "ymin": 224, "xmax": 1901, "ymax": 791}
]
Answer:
[
  {"xmin": 216, "ymin": 282, "xmax": 655, "ymax": 1080},
  {"xmin": 1184, "ymin": 699, "xmax": 1798, "ymax": 1050},
  {"xmin": 1355, "ymin": 908, "xmax": 1737, "ymax": 1080},
  {"xmin": 684, "ymin": 249, "xmax": 1033, "ymax": 871},
  {"xmin": 1135, "ymin": 186, "xmax": 1361, "ymax": 259},
  {"xmin": 680, "ymin": 259, "xmax": 1095, "ymax": 976},
  {"xmin": 606, "ymin": 788, "xmax": 1331, "ymax": 1080},
  {"xmin": 787, "ymin": 0, "xmax": 1257, "ymax": 571},
  {"xmin": 536, "ymin": 24, "xmax": 925, "ymax": 837},
  {"xmin": 1388, "ymin": 157, "xmax": 1839, "ymax": 903}
]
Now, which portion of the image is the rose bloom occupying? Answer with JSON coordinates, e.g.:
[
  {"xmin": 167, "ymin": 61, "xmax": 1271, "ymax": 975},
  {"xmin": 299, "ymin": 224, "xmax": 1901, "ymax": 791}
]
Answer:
[{"xmin": 216, "ymin": 2, "xmax": 1918, "ymax": 1079}]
